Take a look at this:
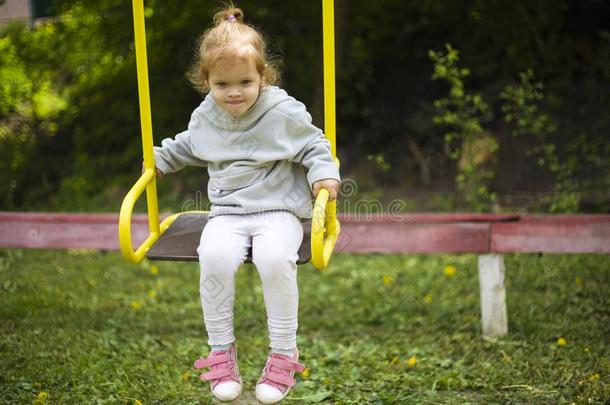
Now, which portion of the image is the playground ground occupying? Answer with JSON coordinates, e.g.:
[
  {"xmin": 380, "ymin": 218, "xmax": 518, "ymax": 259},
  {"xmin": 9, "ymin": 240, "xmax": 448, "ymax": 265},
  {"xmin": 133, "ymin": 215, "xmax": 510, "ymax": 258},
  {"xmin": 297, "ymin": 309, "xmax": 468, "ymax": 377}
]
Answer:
[{"xmin": 0, "ymin": 249, "xmax": 608, "ymax": 404}]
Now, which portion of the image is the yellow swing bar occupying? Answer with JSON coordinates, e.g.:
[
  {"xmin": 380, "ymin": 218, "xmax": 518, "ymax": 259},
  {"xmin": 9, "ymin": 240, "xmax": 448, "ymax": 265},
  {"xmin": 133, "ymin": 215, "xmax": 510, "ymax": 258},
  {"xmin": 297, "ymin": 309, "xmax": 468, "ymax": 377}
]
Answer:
[
  {"xmin": 119, "ymin": 0, "xmax": 340, "ymax": 269},
  {"xmin": 119, "ymin": 0, "xmax": 161, "ymax": 263},
  {"xmin": 311, "ymin": 0, "xmax": 341, "ymax": 269}
]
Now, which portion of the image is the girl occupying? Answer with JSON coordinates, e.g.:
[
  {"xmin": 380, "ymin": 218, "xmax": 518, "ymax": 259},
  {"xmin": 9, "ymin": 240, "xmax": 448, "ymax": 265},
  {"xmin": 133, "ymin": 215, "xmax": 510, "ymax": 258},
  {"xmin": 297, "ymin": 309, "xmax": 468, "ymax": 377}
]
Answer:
[{"xmin": 152, "ymin": 5, "xmax": 340, "ymax": 403}]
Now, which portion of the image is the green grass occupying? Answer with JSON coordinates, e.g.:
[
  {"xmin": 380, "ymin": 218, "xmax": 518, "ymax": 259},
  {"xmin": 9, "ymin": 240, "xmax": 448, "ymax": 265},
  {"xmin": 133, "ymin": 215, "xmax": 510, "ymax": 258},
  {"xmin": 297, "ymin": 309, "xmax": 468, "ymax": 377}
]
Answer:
[{"xmin": 0, "ymin": 250, "xmax": 608, "ymax": 404}]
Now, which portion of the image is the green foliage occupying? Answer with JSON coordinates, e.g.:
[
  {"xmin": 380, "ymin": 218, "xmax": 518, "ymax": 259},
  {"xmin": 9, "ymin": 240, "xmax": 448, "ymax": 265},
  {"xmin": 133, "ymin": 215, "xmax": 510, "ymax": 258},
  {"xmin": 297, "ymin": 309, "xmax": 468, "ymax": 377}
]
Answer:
[
  {"xmin": 430, "ymin": 44, "xmax": 498, "ymax": 212},
  {"xmin": 0, "ymin": 23, "xmax": 67, "ymax": 208},
  {"xmin": 501, "ymin": 70, "xmax": 580, "ymax": 213},
  {"xmin": 1, "ymin": 250, "xmax": 608, "ymax": 402},
  {"xmin": 0, "ymin": 3, "xmax": 132, "ymax": 209},
  {"xmin": 1, "ymin": 1, "xmax": 609, "ymax": 212},
  {"xmin": 430, "ymin": 45, "xmax": 487, "ymax": 157},
  {"xmin": 366, "ymin": 153, "xmax": 391, "ymax": 172}
]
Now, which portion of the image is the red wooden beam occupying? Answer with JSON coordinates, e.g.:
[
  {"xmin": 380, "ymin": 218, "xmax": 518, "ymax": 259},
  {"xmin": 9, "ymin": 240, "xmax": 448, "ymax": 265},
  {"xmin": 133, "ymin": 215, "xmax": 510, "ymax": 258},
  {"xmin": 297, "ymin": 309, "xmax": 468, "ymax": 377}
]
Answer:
[
  {"xmin": 0, "ymin": 212, "xmax": 147, "ymax": 224},
  {"xmin": 337, "ymin": 213, "xmax": 520, "ymax": 223},
  {"xmin": 335, "ymin": 221, "xmax": 490, "ymax": 254},
  {"xmin": 0, "ymin": 212, "xmax": 608, "ymax": 254},
  {"xmin": 0, "ymin": 212, "xmax": 147, "ymax": 250},
  {"xmin": 491, "ymin": 215, "xmax": 610, "ymax": 253}
]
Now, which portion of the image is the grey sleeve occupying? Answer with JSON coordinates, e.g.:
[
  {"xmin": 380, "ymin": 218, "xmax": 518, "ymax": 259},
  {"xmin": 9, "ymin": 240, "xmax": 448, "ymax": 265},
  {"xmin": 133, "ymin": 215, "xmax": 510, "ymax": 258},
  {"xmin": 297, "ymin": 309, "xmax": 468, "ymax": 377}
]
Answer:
[
  {"xmin": 153, "ymin": 130, "xmax": 207, "ymax": 174},
  {"xmin": 290, "ymin": 123, "xmax": 341, "ymax": 189}
]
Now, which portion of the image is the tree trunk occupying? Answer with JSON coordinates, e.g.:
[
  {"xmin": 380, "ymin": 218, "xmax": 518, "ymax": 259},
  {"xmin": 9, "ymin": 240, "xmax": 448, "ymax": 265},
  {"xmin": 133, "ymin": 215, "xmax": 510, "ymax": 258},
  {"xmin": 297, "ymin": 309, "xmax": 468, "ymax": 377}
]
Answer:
[{"xmin": 407, "ymin": 138, "xmax": 431, "ymax": 186}]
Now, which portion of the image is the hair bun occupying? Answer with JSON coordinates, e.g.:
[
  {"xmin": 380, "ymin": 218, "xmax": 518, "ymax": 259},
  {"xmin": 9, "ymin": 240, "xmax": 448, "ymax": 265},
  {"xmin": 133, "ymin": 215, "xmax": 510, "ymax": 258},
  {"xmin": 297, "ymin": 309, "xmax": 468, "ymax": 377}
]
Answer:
[{"xmin": 213, "ymin": 6, "xmax": 244, "ymax": 25}]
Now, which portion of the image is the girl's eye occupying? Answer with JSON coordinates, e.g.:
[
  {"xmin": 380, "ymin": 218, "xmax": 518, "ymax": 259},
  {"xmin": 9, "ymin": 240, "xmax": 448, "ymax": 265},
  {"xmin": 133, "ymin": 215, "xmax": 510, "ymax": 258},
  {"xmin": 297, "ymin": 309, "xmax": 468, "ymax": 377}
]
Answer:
[
  {"xmin": 241, "ymin": 80, "xmax": 252, "ymax": 85},
  {"xmin": 216, "ymin": 82, "xmax": 227, "ymax": 87}
]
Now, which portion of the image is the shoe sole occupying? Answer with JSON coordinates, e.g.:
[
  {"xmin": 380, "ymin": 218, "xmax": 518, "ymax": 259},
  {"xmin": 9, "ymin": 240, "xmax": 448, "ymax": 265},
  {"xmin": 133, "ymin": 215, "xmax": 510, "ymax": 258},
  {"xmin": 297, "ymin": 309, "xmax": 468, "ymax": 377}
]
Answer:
[
  {"xmin": 211, "ymin": 380, "xmax": 242, "ymax": 402},
  {"xmin": 255, "ymin": 386, "xmax": 290, "ymax": 404}
]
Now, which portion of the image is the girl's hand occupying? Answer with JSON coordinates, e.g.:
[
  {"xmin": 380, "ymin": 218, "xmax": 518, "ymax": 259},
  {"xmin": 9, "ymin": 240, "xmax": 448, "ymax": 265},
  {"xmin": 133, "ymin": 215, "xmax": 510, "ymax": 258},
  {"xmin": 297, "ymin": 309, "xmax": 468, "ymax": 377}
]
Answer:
[
  {"xmin": 312, "ymin": 179, "xmax": 340, "ymax": 200},
  {"xmin": 141, "ymin": 162, "xmax": 164, "ymax": 178}
]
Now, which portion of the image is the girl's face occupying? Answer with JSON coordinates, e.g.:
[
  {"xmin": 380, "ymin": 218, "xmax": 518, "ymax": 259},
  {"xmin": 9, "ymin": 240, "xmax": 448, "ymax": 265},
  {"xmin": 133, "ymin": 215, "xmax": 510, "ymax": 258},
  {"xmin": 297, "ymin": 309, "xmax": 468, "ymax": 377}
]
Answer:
[{"xmin": 208, "ymin": 56, "xmax": 262, "ymax": 118}]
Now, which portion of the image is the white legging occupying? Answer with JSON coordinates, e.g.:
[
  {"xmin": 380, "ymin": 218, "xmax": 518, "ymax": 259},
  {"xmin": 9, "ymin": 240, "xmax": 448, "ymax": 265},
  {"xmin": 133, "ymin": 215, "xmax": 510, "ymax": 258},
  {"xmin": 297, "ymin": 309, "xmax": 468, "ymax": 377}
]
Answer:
[{"xmin": 197, "ymin": 210, "xmax": 303, "ymax": 350}]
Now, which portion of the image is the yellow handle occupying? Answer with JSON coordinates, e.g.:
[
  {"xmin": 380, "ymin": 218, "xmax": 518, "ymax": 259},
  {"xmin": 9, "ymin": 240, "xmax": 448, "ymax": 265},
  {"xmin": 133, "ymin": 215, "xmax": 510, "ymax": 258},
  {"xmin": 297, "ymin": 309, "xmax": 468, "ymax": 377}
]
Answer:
[
  {"xmin": 311, "ymin": 189, "xmax": 341, "ymax": 269},
  {"xmin": 119, "ymin": 169, "xmax": 160, "ymax": 263}
]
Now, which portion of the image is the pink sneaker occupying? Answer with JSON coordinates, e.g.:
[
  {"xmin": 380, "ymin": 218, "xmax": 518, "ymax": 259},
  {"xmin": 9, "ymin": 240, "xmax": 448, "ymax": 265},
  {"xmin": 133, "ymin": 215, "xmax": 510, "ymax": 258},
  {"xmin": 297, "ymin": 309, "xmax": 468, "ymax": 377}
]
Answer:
[
  {"xmin": 194, "ymin": 343, "xmax": 242, "ymax": 402},
  {"xmin": 255, "ymin": 349, "xmax": 305, "ymax": 404}
]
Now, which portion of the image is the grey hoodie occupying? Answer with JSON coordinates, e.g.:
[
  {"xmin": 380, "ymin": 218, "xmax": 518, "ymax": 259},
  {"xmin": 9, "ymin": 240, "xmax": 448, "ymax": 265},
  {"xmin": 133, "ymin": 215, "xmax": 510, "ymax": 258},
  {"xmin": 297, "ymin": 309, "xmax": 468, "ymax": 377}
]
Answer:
[{"xmin": 153, "ymin": 86, "xmax": 340, "ymax": 219}]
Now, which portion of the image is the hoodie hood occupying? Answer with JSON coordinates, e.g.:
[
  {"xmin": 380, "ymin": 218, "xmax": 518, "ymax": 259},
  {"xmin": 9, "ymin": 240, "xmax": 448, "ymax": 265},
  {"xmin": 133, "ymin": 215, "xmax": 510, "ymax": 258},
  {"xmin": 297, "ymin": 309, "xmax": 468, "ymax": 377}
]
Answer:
[{"xmin": 197, "ymin": 85, "xmax": 294, "ymax": 131}]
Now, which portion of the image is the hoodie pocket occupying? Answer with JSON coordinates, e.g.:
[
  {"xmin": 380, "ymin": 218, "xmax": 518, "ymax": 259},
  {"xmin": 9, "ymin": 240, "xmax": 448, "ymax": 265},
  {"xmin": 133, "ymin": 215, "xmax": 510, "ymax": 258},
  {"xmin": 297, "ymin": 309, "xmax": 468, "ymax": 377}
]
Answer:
[{"xmin": 209, "ymin": 166, "xmax": 270, "ymax": 193}]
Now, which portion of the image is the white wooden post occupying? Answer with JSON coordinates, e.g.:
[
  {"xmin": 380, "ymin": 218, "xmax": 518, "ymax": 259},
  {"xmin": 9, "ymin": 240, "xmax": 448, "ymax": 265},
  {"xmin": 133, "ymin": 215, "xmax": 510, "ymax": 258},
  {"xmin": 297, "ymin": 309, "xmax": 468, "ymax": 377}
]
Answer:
[{"xmin": 478, "ymin": 254, "xmax": 508, "ymax": 337}]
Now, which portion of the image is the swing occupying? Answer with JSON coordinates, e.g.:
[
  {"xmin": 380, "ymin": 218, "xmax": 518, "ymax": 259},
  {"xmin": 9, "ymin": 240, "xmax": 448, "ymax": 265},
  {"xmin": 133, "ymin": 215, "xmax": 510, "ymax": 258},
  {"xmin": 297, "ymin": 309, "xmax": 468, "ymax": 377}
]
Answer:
[{"xmin": 119, "ymin": 0, "xmax": 340, "ymax": 269}]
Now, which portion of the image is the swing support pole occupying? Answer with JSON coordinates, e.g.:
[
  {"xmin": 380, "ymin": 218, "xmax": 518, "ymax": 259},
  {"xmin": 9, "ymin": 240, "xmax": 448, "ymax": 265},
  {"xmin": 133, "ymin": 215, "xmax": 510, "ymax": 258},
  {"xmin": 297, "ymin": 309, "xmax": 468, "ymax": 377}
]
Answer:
[
  {"xmin": 311, "ymin": 0, "xmax": 341, "ymax": 269},
  {"xmin": 119, "ymin": 0, "xmax": 161, "ymax": 262}
]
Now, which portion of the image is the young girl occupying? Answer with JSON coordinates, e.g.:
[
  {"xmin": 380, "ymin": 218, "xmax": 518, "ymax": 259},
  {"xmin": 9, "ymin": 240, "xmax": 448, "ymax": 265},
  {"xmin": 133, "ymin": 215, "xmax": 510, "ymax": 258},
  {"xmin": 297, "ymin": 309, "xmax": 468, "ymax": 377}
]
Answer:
[{"xmin": 152, "ymin": 5, "xmax": 340, "ymax": 403}]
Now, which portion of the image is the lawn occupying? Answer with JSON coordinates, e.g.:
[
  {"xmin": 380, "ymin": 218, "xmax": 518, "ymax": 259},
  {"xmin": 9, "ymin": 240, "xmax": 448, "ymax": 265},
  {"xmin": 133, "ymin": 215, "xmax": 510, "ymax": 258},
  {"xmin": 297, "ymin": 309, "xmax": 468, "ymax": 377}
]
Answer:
[{"xmin": 0, "ymin": 249, "xmax": 608, "ymax": 404}]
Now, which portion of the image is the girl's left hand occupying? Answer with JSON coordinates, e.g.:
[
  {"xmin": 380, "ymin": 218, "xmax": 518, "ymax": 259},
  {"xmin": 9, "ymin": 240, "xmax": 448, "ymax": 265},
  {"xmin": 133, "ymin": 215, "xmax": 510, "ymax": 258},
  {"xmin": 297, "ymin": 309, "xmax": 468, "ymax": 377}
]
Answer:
[{"xmin": 312, "ymin": 179, "xmax": 340, "ymax": 200}]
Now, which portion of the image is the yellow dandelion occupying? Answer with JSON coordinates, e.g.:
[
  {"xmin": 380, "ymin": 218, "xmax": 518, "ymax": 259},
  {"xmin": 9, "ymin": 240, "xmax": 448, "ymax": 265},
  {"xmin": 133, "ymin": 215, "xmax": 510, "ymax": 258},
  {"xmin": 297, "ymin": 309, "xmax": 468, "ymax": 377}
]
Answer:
[
  {"xmin": 301, "ymin": 367, "xmax": 311, "ymax": 379},
  {"xmin": 443, "ymin": 265, "xmax": 457, "ymax": 277},
  {"xmin": 557, "ymin": 337, "xmax": 567, "ymax": 346},
  {"xmin": 407, "ymin": 356, "xmax": 417, "ymax": 367},
  {"xmin": 588, "ymin": 372, "xmax": 600, "ymax": 381},
  {"xmin": 500, "ymin": 350, "xmax": 512, "ymax": 363},
  {"xmin": 383, "ymin": 275, "xmax": 395, "ymax": 285},
  {"xmin": 423, "ymin": 293, "xmax": 433, "ymax": 302},
  {"xmin": 182, "ymin": 371, "xmax": 190, "ymax": 381},
  {"xmin": 148, "ymin": 290, "xmax": 157, "ymax": 299},
  {"xmin": 33, "ymin": 391, "xmax": 50, "ymax": 405},
  {"xmin": 150, "ymin": 265, "xmax": 159, "ymax": 276},
  {"xmin": 37, "ymin": 392, "xmax": 49, "ymax": 400},
  {"xmin": 131, "ymin": 300, "xmax": 143, "ymax": 310},
  {"xmin": 134, "ymin": 400, "xmax": 143, "ymax": 405},
  {"xmin": 575, "ymin": 277, "xmax": 583, "ymax": 286}
]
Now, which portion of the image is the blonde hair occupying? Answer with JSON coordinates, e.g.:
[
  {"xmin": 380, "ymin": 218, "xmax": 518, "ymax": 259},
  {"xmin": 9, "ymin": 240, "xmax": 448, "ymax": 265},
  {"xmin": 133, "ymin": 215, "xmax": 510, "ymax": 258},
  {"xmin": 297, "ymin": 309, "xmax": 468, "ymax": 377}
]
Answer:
[{"xmin": 187, "ymin": 3, "xmax": 281, "ymax": 93}]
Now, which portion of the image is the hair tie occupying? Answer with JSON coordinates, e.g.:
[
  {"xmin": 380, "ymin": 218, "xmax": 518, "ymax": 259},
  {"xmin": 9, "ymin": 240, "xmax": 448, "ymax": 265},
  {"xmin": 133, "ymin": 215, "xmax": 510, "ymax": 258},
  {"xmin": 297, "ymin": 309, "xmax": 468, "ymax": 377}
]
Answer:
[{"xmin": 227, "ymin": 15, "xmax": 236, "ymax": 22}]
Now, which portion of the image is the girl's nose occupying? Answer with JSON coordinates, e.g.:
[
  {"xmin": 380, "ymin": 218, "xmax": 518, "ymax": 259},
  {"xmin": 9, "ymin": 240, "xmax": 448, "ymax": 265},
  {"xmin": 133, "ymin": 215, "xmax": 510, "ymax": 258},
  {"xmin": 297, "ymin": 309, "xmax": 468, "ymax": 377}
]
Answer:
[{"xmin": 228, "ymin": 87, "xmax": 240, "ymax": 97}]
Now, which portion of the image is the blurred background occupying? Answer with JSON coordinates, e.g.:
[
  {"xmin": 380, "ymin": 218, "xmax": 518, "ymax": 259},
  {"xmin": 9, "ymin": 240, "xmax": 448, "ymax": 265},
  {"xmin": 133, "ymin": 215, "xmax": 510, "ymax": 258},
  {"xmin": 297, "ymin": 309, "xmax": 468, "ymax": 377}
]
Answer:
[{"xmin": 1, "ymin": 0, "xmax": 609, "ymax": 213}]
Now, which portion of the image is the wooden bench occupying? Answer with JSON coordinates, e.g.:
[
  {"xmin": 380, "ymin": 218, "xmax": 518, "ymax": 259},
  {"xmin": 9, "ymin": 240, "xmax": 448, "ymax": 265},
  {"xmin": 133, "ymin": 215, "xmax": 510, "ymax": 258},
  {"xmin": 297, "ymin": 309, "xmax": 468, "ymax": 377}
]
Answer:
[{"xmin": 1, "ymin": 211, "xmax": 608, "ymax": 338}]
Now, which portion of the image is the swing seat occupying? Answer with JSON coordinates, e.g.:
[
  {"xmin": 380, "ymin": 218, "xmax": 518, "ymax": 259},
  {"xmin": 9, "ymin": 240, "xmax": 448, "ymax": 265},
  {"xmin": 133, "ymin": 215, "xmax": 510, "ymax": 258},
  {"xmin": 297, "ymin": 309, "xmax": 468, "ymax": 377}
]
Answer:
[
  {"xmin": 121, "ymin": 0, "xmax": 339, "ymax": 268},
  {"xmin": 119, "ymin": 169, "xmax": 336, "ymax": 267},
  {"xmin": 146, "ymin": 212, "xmax": 312, "ymax": 264}
]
